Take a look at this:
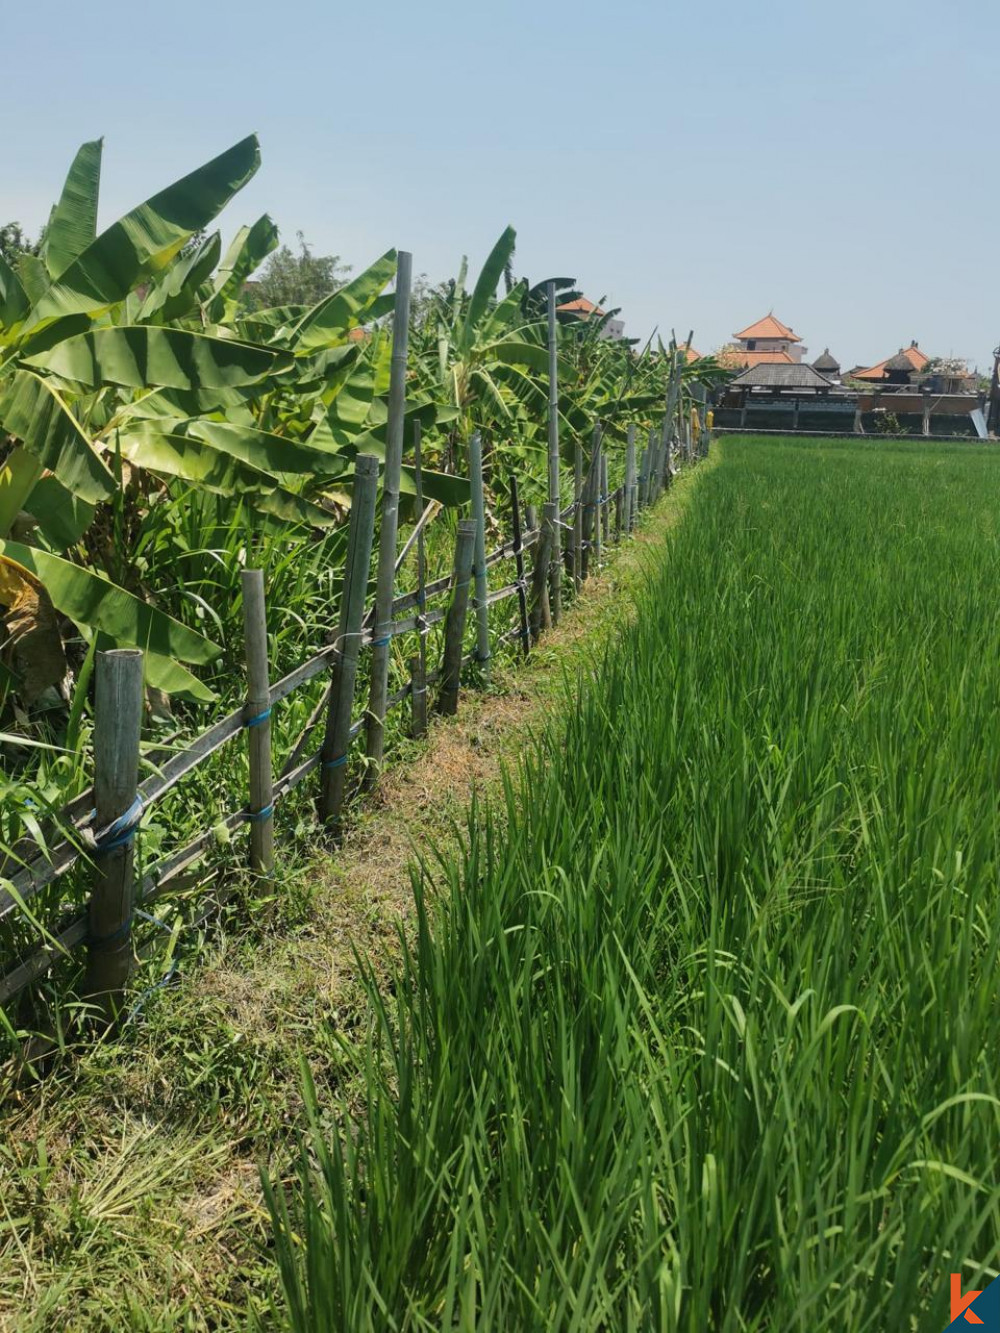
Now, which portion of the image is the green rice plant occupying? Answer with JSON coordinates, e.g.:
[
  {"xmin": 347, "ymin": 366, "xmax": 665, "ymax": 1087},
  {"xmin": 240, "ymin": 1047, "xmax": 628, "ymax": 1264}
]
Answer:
[{"xmin": 266, "ymin": 436, "xmax": 1000, "ymax": 1330}]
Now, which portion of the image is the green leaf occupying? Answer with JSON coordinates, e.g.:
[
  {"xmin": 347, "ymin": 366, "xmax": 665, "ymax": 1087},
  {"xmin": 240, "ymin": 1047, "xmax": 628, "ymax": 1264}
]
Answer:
[
  {"xmin": 23, "ymin": 475, "xmax": 95, "ymax": 550},
  {"xmin": 0, "ymin": 370, "xmax": 115, "ymax": 505},
  {"xmin": 42, "ymin": 139, "xmax": 103, "ymax": 279},
  {"xmin": 137, "ymin": 231, "xmax": 222, "ymax": 324},
  {"xmin": 461, "ymin": 226, "xmax": 516, "ymax": 351},
  {"xmin": 25, "ymin": 136, "xmax": 260, "ymax": 328},
  {"xmin": 25, "ymin": 325, "xmax": 288, "ymax": 390},
  {"xmin": 0, "ymin": 254, "xmax": 29, "ymax": 329},
  {"xmin": 117, "ymin": 429, "xmax": 337, "ymax": 528},
  {"xmin": 143, "ymin": 649, "xmax": 215, "ymax": 703},
  {"xmin": 206, "ymin": 214, "xmax": 279, "ymax": 321},
  {"xmin": 0, "ymin": 539, "xmax": 220, "ymax": 666},
  {"xmin": 291, "ymin": 250, "xmax": 397, "ymax": 350}
]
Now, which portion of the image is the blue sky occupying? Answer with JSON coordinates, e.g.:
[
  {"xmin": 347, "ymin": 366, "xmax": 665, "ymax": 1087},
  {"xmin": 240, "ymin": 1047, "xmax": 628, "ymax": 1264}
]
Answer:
[{"xmin": 6, "ymin": 0, "xmax": 997, "ymax": 369}]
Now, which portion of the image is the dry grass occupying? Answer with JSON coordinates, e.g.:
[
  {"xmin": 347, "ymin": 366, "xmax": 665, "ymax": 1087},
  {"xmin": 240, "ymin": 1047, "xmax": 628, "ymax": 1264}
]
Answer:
[{"xmin": 0, "ymin": 472, "xmax": 704, "ymax": 1331}]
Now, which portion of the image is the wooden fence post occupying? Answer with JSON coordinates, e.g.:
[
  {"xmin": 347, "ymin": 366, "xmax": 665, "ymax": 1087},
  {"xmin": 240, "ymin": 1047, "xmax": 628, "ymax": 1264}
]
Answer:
[
  {"xmin": 411, "ymin": 418, "xmax": 429, "ymax": 738},
  {"xmin": 364, "ymin": 250, "xmax": 412, "ymax": 789},
  {"xmin": 530, "ymin": 502, "xmax": 555, "ymax": 640},
  {"xmin": 546, "ymin": 281, "xmax": 562, "ymax": 625},
  {"xmin": 922, "ymin": 386, "xmax": 931, "ymax": 437},
  {"xmin": 84, "ymin": 648, "xmax": 144, "ymax": 1020},
  {"xmin": 582, "ymin": 425, "xmax": 600, "ymax": 579},
  {"xmin": 572, "ymin": 438, "xmax": 583, "ymax": 591},
  {"xmin": 510, "ymin": 474, "xmax": 530, "ymax": 658},
  {"xmin": 468, "ymin": 429, "xmax": 491, "ymax": 681},
  {"xmin": 437, "ymin": 519, "xmax": 476, "ymax": 716},
  {"xmin": 320, "ymin": 454, "xmax": 379, "ymax": 832},
  {"xmin": 637, "ymin": 445, "xmax": 648, "ymax": 513},
  {"xmin": 241, "ymin": 570, "xmax": 274, "ymax": 875},
  {"xmin": 624, "ymin": 424, "xmax": 636, "ymax": 533}
]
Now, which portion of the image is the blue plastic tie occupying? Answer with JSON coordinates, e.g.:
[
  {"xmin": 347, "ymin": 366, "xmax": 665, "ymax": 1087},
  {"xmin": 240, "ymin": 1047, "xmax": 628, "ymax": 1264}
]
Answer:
[
  {"xmin": 245, "ymin": 804, "xmax": 274, "ymax": 823},
  {"xmin": 371, "ymin": 635, "xmax": 391, "ymax": 648},
  {"xmin": 322, "ymin": 753, "xmax": 348, "ymax": 770},
  {"xmin": 245, "ymin": 707, "xmax": 271, "ymax": 728},
  {"xmin": 95, "ymin": 794, "xmax": 144, "ymax": 853}
]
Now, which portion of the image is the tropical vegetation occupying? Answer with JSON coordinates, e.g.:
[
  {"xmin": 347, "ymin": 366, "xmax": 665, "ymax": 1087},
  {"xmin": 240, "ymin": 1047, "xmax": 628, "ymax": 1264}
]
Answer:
[{"xmin": 0, "ymin": 137, "xmax": 711, "ymax": 978}]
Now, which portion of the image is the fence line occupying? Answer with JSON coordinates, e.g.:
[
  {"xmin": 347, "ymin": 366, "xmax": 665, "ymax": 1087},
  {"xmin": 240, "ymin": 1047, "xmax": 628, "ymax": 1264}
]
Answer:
[{"xmin": 0, "ymin": 293, "xmax": 709, "ymax": 1013}]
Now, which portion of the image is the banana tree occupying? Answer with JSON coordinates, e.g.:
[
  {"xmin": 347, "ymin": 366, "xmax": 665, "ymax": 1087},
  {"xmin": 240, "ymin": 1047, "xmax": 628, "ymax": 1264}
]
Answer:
[{"xmin": 0, "ymin": 136, "xmax": 295, "ymax": 701}]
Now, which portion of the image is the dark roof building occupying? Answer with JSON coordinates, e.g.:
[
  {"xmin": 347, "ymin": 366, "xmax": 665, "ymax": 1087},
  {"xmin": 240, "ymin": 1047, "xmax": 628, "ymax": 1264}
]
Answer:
[
  {"xmin": 729, "ymin": 362, "xmax": 837, "ymax": 390},
  {"xmin": 812, "ymin": 348, "xmax": 841, "ymax": 377}
]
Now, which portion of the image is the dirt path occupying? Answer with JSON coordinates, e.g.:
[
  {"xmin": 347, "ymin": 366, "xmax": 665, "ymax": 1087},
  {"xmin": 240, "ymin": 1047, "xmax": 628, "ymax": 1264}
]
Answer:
[{"xmin": 0, "ymin": 474, "xmax": 702, "ymax": 1332}]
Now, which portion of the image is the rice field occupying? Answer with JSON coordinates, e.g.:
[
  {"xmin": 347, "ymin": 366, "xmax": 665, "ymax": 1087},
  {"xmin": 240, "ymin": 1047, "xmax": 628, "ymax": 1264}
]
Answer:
[{"xmin": 269, "ymin": 436, "xmax": 1000, "ymax": 1331}]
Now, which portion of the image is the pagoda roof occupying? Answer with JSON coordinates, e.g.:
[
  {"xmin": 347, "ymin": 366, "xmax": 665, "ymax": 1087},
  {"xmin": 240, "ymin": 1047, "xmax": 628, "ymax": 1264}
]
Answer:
[
  {"xmin": 851, "ymin": 342, "xmax": 929, "ymax": 381},
  {"xmin": 733, "ymin": 313, "xmax": 802, "ymax": 343}
]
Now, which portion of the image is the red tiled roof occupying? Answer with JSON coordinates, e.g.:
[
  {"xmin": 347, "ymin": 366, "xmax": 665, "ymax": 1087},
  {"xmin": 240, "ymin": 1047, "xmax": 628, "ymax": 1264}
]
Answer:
[
  {"xmin": 733, "ymin": 313, "xmax": 801, "ymax": 343},
  {"xmin": 674, "ymin": 345, "xmax": 702, "ymax": 363},
  {"xmin": 718, "ymin": 348, "xmax": 796, "ymax": 370},
  {"xmin": 851, "ymin": 343, "xmax": 929, "ymax": 380},
  {"xmin": 557, "ymin": 296, "xmax": 605, "ymax": 316}
]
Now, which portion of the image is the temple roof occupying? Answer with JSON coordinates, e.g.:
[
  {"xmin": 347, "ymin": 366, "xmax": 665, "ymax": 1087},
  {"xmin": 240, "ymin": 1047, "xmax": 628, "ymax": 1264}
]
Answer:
[
  {"xmin": 851, "ymin": 342, "xmax": 929, "ymax": 381},
  {"xmin": 733, "ymin": 313, "xmax": 802, "ymax": 343},
  {"xmin": 729, "ymin": 362, "xmax": 837, "ymax": 389},
  {"xmin": 719, "ymin": 348, "xmax": 795, "ymax": 370}
]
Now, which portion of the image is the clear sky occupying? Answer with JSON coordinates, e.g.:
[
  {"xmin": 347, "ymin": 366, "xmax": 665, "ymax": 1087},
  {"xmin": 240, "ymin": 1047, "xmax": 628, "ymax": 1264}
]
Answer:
[{"xmin": 6, "ymin": 0, "xmax": 997, "ymax": 370}]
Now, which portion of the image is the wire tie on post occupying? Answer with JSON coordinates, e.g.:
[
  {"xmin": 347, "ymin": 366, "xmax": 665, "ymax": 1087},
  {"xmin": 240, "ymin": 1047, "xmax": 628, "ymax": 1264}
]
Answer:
[
  {"xmin": 371, "ymin": 635, "xmax": 391, "ymax": 648},
  {"xmin": 245, "ymin": 706, "xmax": 271, "ymax": 729},
  {"xmin": 322, "ymin": 753, "xmax": 349, "ymax": 771},
  {"xmin": 244, "ymin": 804, "xmax": 274, "ymax": 823}
]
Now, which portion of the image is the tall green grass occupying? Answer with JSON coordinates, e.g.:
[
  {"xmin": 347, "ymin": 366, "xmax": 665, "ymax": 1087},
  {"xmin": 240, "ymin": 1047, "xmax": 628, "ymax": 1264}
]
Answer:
[{"xmin": 267, "ymin": 438, "xmax": 1000, "ymax": 1330}]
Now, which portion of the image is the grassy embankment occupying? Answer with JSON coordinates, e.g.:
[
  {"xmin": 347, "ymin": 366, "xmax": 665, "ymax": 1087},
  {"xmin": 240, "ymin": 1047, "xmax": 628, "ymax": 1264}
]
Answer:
[{"xmin": 270, "ymin": 436, "xmax": 1000, "ymax": 1330}]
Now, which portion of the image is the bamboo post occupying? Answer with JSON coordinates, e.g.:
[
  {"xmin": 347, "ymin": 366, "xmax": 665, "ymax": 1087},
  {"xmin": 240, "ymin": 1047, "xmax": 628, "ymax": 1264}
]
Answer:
[
  {"xmin": 637, "ymin": 445, "xmax": 648, "ymax": 513},
  {"xmin": 600, "ymin": 453, "xmax": 610, "ymax": 546},
  {"xmin": 319, "ymin": 454, "xmax": 379, "ymax": 831},
  {"xmin": 624, "ymin": 424, "xmax": 636, "ymax": 533},
  {"xmin": 582, "ymin": 424, "xmax": 601, "ymax": 578},
  {"xmin": 572, "ymin": 438, "xmax": 584, "ymax": 591},
  {"xmin": 364, "ymin": 250, "xmax": 412, "ymax": 790},
  {"xmin": 468, "ymin": 430, "xmax": 491, "ymax": 681},
  {"xmin": 530, "ymin": 502, "xmax": 555, "ymax": 640},
  {"xmin": 510, "ymin": 474, "xmax": 530, "ymax": 658},
  {"xmin": 411, "ymin": 418, "xmax": 429, "ymax": 738},
  {"xmin": 922, "ymin": 386, "xmax": 931, "ymax": 437},
  {"xmin": 614, "ymin": 482, "xmax": 623, "ymax": 540},
  {"xmin": 546, "ymin": 281, "xmax": 562, "ymax": 625},
  {"xmin": 437, "ymin": 520, "xmax": 475, "ymax": 716},
  {"xmin": 241, "ymin": 570, "xmax": 274, "ymax": 875},
  {"xmin": 84, "ymin": 648, "xmax": 144, "ymax": 1020}
]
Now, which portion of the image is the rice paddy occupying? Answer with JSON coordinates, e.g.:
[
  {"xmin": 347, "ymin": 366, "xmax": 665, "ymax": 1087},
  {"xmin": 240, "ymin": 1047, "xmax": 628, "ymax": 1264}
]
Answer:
[{"xmin": 269, "ymin": 436, "xmax": 1000, "ymax": 1330}]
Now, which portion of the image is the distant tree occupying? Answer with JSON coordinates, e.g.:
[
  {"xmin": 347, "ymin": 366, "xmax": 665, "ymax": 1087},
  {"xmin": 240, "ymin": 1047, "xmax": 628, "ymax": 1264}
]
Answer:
[
  {"xmin": 242, "ymin": 231, "xmax": 350, "ymax": 311},
  {"xmin": 0, "ymin": 222, "xmax": 37, "ymax": 265}
]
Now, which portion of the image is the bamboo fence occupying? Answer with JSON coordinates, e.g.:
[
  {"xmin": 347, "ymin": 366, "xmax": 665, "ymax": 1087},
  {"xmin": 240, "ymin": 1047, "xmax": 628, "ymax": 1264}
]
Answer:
[{"xmin": 0, "ymin": 271, "xmax": 708, "ymax": 1016}]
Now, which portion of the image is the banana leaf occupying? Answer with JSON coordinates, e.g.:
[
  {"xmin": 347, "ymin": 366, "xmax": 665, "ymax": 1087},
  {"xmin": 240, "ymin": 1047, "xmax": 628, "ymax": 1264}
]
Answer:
[
  {"xmin": 40, "ymin": 139, "xmax": 103, "ymax": 279},
  {"xmin": 0, "ymin": 370, "xmax": 115, "ymax": 505},
  {"xmin": 291, "ymin": 250, "xmax": 397, "ymax": 351},
  {"xmin": 0, "ymin": 538, "xmax": 221, "ymax": 667},
  {"xmin": 24, "ymin": 136, "xmax": 261, "ymax": 329},
  {"xmin": 25, "ymin": 325, "xmax": 289, "ymax": 390},
  {"xmin": 137, "ymin": 231, "xmax": 222, "ymax": 324}
]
